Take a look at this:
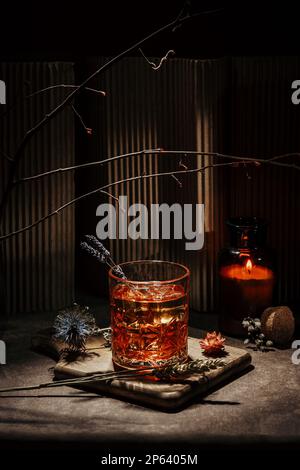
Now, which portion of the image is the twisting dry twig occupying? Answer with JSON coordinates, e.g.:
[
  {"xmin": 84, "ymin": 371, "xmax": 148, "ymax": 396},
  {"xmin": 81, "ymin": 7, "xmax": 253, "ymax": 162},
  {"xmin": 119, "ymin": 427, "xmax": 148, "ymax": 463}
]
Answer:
[
  {"xmin": 0, "ymin": 7, "xmax": 217, "ymax": 224},
  {"xmin": 12, "ymin": 149, "xmax": 162, "ymax": 184},
  {"xmin": 174, "ymin": 1, "xmax": 189, "ymax": 19},
  {"xmin": 12, "ymin": 149, "xmax": 300, "ymax": 186},
  {"xmin": 27, "ymin": 85, "xmax": 106, "ymax": 99},
  {"xmin": 0, "ymin": 85, "xmax": 104, "ymax": 162},
  {"xmin": 0, "ymin": 161, "xmax": 258, "ymax": 241},
  {"xmin": 99, "ymin": 190, "xmax": 120, "ymax": 204},
  {"xmin": 0, "ymin": 149, "xmax": 13, "ymax": 163},
  {"xmin": 98, "ymin": 190, "xmax": 126, "ymax": 214},
  {"xmin": 179, "ymin": 159, "xmax": 188, "ymax": 170},
  {"xmin": 159, "ymin": 150, "xmax": 300, "ymax": 170},
  {"xmin": 171, "ymin": 174, "xmax": 183, "ymax": 188},
  {"xmin": 71, "ymin": 105, "xmax": 93, "ymax": 135},
  {"xmin": 3, "ymin": 146, "xmax": 298, "ymax": 241},
  {"xmin": 3, "ymin": 145, "xmax": 300, "ymax": 241},
  {"xmin": 139, "ymin": 48, "xmax": 175, "ymax": 70}
]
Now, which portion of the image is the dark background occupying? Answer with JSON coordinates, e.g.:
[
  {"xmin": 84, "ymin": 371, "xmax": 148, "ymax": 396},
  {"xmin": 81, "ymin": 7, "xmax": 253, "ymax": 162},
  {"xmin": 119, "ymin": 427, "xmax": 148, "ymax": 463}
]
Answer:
[
  {"xmin": 2, "ymin": 1, "xmax": 300, "ymax": 313},
  {"xmin": 1, "ymin": 3, "xmax": 300, "ymax": 459},
  {"xmin": 1, "ymin": 1, "xmax": 300, "ymax": 60}
]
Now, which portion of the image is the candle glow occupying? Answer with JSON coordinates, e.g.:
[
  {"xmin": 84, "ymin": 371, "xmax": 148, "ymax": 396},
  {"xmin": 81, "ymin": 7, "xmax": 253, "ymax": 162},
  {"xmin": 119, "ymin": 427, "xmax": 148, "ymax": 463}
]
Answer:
[{"xmin": 246, "ymin": 258, "xmax": 252, "ymax": 274}]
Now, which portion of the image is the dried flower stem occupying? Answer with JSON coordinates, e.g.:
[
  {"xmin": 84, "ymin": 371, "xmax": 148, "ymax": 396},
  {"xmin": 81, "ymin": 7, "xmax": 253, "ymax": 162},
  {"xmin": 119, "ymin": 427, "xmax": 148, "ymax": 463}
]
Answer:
[
  {"xmin": 0, "ymin": 358, "xmax": 225, "ymax": 394},
  {"xmin": 80, "ymin": 235, "xmax": 126, "ymax": 278}
]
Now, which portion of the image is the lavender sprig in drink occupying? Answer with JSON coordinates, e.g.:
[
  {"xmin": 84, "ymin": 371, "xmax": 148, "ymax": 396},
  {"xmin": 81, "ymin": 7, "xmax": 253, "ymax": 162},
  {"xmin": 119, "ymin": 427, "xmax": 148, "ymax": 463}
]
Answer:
[{"xmin": 80, "ymin": 235, "xmax": 126, "ymax": 278}]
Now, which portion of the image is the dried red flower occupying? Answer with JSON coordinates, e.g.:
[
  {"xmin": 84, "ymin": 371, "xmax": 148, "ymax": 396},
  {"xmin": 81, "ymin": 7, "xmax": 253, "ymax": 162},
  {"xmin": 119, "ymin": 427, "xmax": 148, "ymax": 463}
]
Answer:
[
  {"xmin": 199, "ymin": 331, "xmax": 226, "ymax": 356},
  {"xmin": 86, "ymin": 127, "xmax": 93, "ymax": 135}
]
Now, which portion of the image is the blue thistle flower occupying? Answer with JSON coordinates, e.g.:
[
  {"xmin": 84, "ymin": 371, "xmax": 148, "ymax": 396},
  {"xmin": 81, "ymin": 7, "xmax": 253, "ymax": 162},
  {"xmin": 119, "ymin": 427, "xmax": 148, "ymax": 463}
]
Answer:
[{"xmin": 53, "ymin": 304, "xmax": 97, "ymax": 351}]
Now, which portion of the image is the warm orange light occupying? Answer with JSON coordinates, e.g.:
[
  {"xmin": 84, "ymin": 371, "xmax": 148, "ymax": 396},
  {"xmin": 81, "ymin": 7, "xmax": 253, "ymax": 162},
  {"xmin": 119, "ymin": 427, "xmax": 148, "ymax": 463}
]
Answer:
[{"xmin": 246, "ymin": 259, "xmax": 253, "ymax": 273}]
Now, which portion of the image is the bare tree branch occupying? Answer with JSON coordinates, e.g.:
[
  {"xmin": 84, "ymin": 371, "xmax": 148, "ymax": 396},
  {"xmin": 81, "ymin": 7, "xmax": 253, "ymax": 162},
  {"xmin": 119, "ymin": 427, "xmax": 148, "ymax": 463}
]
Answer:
[
  {"xmin": 0, "ymin": 7, "xmax": 217, "ymax": 224},
  {"xmin": 0, "ymin": 149, "xmax": 13, "ymax": 163},
  {"xmin": 13, "ymin": 149, "xmax": 163, "ymax": 185},
  {"xmin": 3, "ymin": 145, "xmax": 299, "ymax": 241},
  {"xmin": 0, "ymin": 161, "xmax": 279, "ymax": 241},
  {"xmin": 139, "ymin": 48, "xmax": 175, "ymax": 70},
  {"xmin": 99, "ymin": 190, "xmax": 127, "ymax": 214},
  {"xmin": 27, "ymin": 85, "xmax": 106, "ymax": 99},
  {"xmin": 179, "ymin": 159, "xmax": 188, "ymax": 170},
  {"xmin": 0, "ymin": 86, "xmax": 105, "ymax": 156},
  {"xmin": 171, "ymin": 4, "xmax": 224, "ymax": 32},
  {"xmin": 99, "ymin": 190, "xmax": 120, "ymax": 204},
  {"xmin": 12, "ymin": 149, "xmax": 300, "ymax": 186},
  {"xmin": 159, "ymin": 150, "xmax": 300, "ymax": 170},
  {"xmin": 171, "ymin": 174, "xmax": 183, "ymax": 187},
  {"xmin": 71, "ymin": 105, "xmax": 93, "ymax": 135}
]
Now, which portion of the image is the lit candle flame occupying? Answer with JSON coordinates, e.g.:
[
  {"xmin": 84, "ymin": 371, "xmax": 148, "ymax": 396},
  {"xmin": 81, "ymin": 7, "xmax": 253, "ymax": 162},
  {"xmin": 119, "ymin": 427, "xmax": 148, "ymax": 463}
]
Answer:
[{"xmin": 246, "ymin": 259, "xmax": 253, "ymax": 274}]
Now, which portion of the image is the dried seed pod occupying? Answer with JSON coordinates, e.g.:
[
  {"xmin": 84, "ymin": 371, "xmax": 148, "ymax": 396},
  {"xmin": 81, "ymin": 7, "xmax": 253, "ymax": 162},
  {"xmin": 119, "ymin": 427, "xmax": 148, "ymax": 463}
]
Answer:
[{"xmin": 261, "ymin": 306, "xmax": 295, "ymax": 346}]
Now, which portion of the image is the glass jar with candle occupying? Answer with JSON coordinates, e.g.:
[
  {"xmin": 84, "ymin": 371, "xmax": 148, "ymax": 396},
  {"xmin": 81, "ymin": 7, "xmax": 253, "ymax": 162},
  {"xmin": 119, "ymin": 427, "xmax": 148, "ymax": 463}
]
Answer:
[
  {"xmin": 219, "ymin": 217, "xmax": 275, "ymax": 336},
  {"xmin": 109, "ymin": 260, "xmax": 190, "ymax": 369}
]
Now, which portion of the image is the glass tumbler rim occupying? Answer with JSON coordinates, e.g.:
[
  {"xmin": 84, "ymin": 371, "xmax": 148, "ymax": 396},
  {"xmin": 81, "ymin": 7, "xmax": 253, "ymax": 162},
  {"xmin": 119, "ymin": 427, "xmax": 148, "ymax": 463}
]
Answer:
[{"xmin": 108, "ymin": 259, "xmax": 190, "ymax": 285}]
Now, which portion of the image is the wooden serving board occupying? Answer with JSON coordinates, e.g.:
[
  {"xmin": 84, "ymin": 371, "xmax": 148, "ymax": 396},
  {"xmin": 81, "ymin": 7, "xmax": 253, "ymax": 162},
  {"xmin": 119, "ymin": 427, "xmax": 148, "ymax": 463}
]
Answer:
[{"xmin": 31, "ymin": 329, "xmax": 252, "ymax": 411}]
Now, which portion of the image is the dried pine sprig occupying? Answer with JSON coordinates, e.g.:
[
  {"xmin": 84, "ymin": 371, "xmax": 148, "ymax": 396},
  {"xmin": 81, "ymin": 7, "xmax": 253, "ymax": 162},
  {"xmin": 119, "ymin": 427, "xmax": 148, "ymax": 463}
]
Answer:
[
  {"xmin": 80, "ymin": 235, "xmax": 126, "ymax": 278},
  {"xmin": 53, "ymin": 304, "xmax": 98, "ymax": 352},
  {"xmin": 0, "ymin": 358, "xmax": 225, "ymax": 394},
  {"xmin": 242, "ymin": 317, "xmax": 273, "ymax": 351}
]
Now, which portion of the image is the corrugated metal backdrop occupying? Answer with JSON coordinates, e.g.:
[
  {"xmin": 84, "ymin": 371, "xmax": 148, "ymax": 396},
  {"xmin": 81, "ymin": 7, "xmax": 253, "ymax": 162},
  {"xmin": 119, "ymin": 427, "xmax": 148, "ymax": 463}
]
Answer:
[
  {"xmin": 85, "ymin": 56, "xmax": 300, "ymax": 312},
  {"xmin": 1, "ymin": 57, "xmax": 300, "ymax": 315},
  {"xmin": 85, "ymin": 57, "xmax": 228, "ymax": 311},
  {"xmin": 230, "ymin": 57, "xmax": 300, "ymax": 307},
  {"xmin": 0, "ymin": 62, "xmax": 75, "ymax": 315}
]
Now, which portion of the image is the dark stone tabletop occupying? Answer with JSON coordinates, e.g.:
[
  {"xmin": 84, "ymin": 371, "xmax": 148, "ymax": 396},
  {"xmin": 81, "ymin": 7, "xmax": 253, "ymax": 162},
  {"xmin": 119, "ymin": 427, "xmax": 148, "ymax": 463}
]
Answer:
[{"xmin": 0, "ymin": 300, "xmax": 300, "ymax": 453}]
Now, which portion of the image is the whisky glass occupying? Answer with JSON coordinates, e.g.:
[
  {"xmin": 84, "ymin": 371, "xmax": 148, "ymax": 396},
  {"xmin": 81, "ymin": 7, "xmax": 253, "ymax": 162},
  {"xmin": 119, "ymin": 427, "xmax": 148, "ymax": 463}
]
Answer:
[{"xmin": 109, "ymin": 260, "xmax": 190, "ymax": 369}]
